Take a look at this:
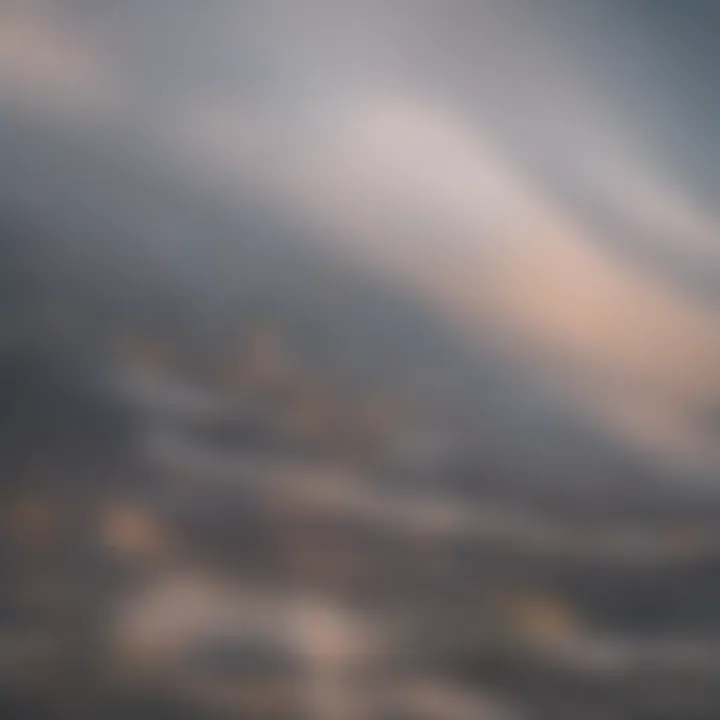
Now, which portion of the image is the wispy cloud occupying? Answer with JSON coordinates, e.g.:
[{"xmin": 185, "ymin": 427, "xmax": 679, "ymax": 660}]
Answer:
[
  {"xmin": 175, "ymin": 91, "xmax": 720, "ymax": 465},
  {"xmin": 0, "ymin": 2, "xmax": 114, "ymax": 112},
  {"xmin": 3, "ymin": 0, "xmax": 719, "ymax": 467}
]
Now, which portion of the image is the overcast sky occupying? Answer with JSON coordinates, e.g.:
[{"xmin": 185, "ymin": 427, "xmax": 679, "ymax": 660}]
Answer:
[{"xmin": 1, "ymin": 0, "xmax": 719, "ymax": 469}]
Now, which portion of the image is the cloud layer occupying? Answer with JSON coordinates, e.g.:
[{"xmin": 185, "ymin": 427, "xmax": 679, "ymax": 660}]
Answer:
[{"xmin": 1, "ymin": 0, "xmax": 718, "ymax": 467}]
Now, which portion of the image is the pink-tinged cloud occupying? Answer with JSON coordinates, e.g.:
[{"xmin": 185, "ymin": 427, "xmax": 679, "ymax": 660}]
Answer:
[
  {"xmin": 0, "ymin": 3, "xmax": 114, "ymax": 112},
  {"xmin": 173, "ymin": 93, "xmax": 720, "ymax": 466}
]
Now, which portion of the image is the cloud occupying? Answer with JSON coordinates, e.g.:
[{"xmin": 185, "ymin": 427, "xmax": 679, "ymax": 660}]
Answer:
[
  {"xmin": 571, "ymin": 138, "xmax": 720, "ymax": 258},
  {"xmin": 337, "ymin": 97, "xmax": 720, "ymax": 463},
  {"xmin": 0, "ymin": 3, "xmax": 114, "ymax": 112},
  {"xmin": 174, "ymin": 91, "xmax": 720, "ymax": 466},
  {"xmin": 7, "ymin": 0, "xmax": 717, "ymax": 467}
]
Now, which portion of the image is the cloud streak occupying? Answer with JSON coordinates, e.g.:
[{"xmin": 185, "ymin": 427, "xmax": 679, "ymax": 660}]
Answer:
[
  {"xmin": 2, "ymin": 0, "xmax": 719, "ymax": 467},
  {"xmin": 179, "ymin": 91, "xmax": 720, "ymax": 465}
]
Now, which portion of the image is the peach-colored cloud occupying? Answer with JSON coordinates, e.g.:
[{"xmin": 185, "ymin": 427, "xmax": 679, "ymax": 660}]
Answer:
[
  {"xmin": 0, "ymin": 3, "xmax": 112, "ymax": 110},
  {"xmin": 343, "ymin": 98, "xmax": 720, "ymax": 463},
  {"xmin": 172, "ymin": 91, "xmax": 720, "ymax": 467},
  {"xmin": 293, "ymin": 96, "xmax": 720, "ymax": 464},
  {"xmin": 1, "ymin": 0, "xmax": 715, "ymax": 467}
]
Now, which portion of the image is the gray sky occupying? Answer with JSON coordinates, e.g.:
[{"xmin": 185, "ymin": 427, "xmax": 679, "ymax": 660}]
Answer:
[{"xmin": 0, "ymin": 0, "xmax": 718, "ymax": 469}]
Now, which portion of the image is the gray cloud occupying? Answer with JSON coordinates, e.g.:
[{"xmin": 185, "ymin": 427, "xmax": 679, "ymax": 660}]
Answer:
[{"xmin": 1, "ymin": 0, "xmax": 718, "ymax": 468}]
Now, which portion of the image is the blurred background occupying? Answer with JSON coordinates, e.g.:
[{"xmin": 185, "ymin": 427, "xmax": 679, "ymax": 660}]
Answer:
[{"xmin": 1, "ymin": 1, "xmax": 719, "ymax": 718}]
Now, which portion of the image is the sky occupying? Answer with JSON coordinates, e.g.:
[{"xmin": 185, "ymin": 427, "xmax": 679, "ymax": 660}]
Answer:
[{"xmin": 0, "ymin": 0, "xmax": 718, "ymax": 470}]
